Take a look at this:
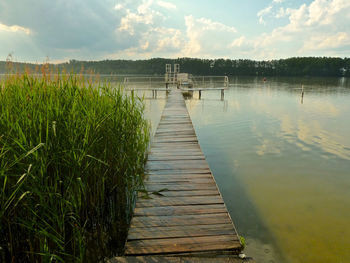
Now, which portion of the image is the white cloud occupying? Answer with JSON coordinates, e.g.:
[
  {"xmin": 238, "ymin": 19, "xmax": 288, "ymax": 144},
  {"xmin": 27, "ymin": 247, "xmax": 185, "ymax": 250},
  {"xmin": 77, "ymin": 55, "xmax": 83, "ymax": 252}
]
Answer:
[
  {"xmin": 118, "ymin": 0, "xmax": 165, "ymax": 35},
  {"xmin": 157, "ymin": 1, "xmax": 176, "ymax": 10},
  {"xmin": 109, "ymin": 26, "xmax": 184, "ymax": 58},
  {"xmin": 250, "ymin": 0, "xmax": 350, "ymax": 58},
  {"xmin": 196, "ymin": 17, "xmax": 237, "ymax": 33},
  {"xmin": 230, "ymin": 36, "xmax": 246, "ymax": 48},
  {"xmin": 257, "ymin": 0, "xmax": 289, "ymax": 24},
  {"xmin": 114, "ymin": 0, "xmax": 350, "ymax": 60},
  {"xmin": 114, "ymin": 4, "xmax": 123, "ymax": 10},
  {"xmin": 182, "ymin": 15, "xmax": 237, "ymax": 57},
  {"xmin": 302, "ymin": 32, "xmax": 350, "ymax": 51},
  {"xmin": 137, "ymin": 0, "xmax": 153, "ymax": 14},
  {"xmin": 2, "ymin": 0, "xmax": 349, "ymax": 61},
  {"xmin": 257, "ymin": 6, "xmax": 273, "ymax": 24},
  {"xmin": 113, "ymin": 0, "xmax": 183, "ymax": 57},
  {"xmin": 118, "ymin": 10, "xmax": 153, "ymax": 34},
  {"xmin": 0, "ymin": 23, "xmax": 31, "ymax": 35},
  {"xmin": 154, "ymin": 27, "xmax": 183, "ymax": 51},
  {"xmin": 275, "ymin": 7, "xmax": 287, "ymax": 18},
  {"xmin": 257, "ymin": 6, "xmax": 273, "ymax": 18}
]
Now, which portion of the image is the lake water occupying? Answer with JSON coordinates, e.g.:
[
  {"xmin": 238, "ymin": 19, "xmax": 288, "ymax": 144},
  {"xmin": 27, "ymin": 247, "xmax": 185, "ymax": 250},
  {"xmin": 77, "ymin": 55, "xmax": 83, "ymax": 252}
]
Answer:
[{"xmin": 137, "ymin": 77, "xmax": 350, "ymax": 263}]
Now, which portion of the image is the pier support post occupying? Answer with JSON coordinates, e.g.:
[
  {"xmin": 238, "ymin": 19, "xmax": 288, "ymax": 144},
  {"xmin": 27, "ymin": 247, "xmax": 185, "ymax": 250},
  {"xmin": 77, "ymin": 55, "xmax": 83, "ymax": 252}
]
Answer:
[
  {"xmin": 301, "ymin": 85, "xmax": 304, "ymax": 104},
  {"xmin": 199, "ymin": 90, "xmax": 201, "ymax": 100},
  {"xmin": 155, "ymin": 90, "xmax": 157, "ymax": 99},
  {"xmin": 221, "ymin": 89, "xmax": 224, "ymax": 100}
]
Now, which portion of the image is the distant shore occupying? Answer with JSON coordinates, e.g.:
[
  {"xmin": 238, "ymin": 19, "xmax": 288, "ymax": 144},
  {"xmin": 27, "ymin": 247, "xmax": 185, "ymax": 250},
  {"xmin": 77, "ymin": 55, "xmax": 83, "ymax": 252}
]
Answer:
[{"xmin": 1, "ymin": 56, "xmax": 349, "ymax": 77}]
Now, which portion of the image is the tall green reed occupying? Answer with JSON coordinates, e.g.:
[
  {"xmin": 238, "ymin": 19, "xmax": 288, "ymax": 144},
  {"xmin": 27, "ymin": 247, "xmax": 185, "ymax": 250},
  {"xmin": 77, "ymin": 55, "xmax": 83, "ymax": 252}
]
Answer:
[{"xmin": 0, "ymin": 73, "xmax": 149, "ymax": 262}]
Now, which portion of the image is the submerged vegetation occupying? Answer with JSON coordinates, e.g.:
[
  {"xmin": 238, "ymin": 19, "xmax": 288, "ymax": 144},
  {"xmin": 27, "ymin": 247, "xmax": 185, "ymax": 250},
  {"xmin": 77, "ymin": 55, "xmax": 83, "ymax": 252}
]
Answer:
[{"xmin": 0, "ymin": 71, "xmax": 150, "ymax": 262}]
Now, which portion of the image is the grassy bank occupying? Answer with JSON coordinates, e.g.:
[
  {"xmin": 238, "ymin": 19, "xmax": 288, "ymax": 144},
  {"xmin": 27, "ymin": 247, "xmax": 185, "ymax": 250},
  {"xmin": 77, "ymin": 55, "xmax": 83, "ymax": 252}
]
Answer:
[{"xmin": 0, "ymin": 73, "xmax": 150, "ymax": 262}]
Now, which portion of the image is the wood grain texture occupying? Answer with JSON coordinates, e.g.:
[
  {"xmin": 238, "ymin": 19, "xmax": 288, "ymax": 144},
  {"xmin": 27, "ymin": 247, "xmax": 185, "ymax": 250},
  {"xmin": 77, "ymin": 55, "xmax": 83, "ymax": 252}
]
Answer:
[
  {"xmin": 124, "ymin": 89, "xmax": 242, "ymax": 256},
  {"xmin": 110, "ymin": 256, "xmax": 255, "ymax": 263},
  {"xmin": 129, "ymin": 213, "xmax": 232, "ymax": 228},
  {"xmin": 125, "ymin": 235, "xmax": 241, "ymax": 255}
]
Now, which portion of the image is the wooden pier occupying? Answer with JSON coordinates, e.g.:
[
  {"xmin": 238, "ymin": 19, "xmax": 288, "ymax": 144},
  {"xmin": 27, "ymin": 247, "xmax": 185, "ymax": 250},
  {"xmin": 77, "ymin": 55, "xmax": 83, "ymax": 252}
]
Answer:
[{"xmin": 121, "ymin": 89, "xmax": 242, "ymax": 259}]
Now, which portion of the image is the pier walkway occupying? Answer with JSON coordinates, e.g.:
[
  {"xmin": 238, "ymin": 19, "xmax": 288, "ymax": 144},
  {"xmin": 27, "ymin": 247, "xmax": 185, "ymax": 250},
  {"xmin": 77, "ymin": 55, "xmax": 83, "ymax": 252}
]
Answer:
[{"xmin": 123, "ymin": 89, "xmax": 242, "ymax": 257}]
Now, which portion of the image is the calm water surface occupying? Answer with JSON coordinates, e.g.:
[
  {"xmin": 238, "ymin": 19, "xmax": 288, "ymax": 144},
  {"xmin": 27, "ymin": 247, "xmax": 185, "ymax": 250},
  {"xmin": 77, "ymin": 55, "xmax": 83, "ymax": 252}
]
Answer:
[{"xmin": 139, "ymin": 77, "xmax": 350, "ymax": 263}]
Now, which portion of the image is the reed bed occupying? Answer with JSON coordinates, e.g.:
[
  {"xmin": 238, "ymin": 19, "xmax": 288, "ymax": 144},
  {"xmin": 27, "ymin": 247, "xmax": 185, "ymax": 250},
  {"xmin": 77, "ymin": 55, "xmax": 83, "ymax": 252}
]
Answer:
[{"xmin": 0, "ymin": 73, "xmax": 150, "ymax": 262}]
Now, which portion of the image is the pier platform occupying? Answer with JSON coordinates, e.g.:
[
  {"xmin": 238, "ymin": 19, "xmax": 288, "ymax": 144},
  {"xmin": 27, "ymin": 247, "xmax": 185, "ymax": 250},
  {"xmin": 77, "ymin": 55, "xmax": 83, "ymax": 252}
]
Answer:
[{"xmin": 122, "ymin": 89, "xmax": 242, "ymax": 258}]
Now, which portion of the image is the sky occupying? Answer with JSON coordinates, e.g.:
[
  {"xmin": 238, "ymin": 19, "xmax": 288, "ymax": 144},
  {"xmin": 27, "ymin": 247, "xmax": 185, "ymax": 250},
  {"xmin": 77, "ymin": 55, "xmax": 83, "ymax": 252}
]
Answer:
[{"xmin": 0, "ymin": 0, "xmax": 349, "ymax": 62}]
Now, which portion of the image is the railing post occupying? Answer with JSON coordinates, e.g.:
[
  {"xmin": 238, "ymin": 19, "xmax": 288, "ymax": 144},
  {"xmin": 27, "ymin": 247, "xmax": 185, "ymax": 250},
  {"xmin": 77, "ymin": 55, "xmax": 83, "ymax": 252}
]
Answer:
[{"xmin": 224, "ymin": 76, "xmax": 229, "ymax": 88}]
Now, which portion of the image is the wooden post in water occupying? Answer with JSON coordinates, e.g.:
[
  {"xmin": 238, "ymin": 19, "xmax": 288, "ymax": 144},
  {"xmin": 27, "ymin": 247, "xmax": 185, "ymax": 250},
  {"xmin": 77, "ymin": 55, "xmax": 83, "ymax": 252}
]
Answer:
[
  {"xmin": 199, "ymin": 90, "xmax": 202, "ymax": 100},
  {"xmin": 301, "ymin": 85, "xmax": 304, "ymax": 97},
  {"xmin": 221, "ymin": 89, "xmax": 224, "ymax": 100},
  {"xmin": 301, "ymin": 85, "xmax": 304, "ymax": 104}
]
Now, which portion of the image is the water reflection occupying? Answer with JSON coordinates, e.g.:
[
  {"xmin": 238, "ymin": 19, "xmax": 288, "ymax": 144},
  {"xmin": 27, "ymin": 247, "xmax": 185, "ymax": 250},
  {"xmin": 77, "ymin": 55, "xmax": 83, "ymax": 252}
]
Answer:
[
  {"xmin": 185, "ymin": 77, "xmax": 350, "ymax": 263},
  {"xmin": 134, "ymin": 90, "xmax": 167, "ymax": 136}
]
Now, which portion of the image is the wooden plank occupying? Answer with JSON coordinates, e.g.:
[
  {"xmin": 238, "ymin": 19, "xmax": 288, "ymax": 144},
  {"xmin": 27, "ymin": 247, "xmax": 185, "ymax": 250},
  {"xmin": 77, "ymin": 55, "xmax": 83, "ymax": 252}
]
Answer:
[
  {"xmin": 125, "ymin": 235, "xmax": 241, "ymax": 255},
  {"xmin": 130, "ymin": 213, "xmax": 232, "ymax": 228},
  {"xmin": 148, "ymin": 153, "xmax": 204, "ymax": 158},
  {"xmin": 136, "ymin": 195, "xmax": 224, "ymax": 208},
  {"xmin": 133, "ymin": 204, "xmax": 227, "ymax": 216},
  {"xmin": 153, "ymin": 137, "xmax": 198, "ymax": 143},
  {"xmin": 150, "ymin": 143, "xmax": 200, "ymax": 148},
  {"xmin": 158, "ymin": 123, "xmax": 193, "ymax": 126},
  {"xmin": 149, "ymin": 144, "xmax": 200, "ymax": 148},
  {"xmin": 147, "ymin": 155, "xmax": 205, "ymax": 161},
  {"xmin": 153, "ymin": 134, "xmax": 197, "ymax": 138},
  {"xmin": 145, "ymin": 174, "xmax": 212, "ymax": 181},
  {"xmin": 146, "ymin": 159, "xmax": 209, "ymax": 165},
  {"xmin": 149, "ymin": 147, "xmax": 202, "ymax": 151},
  {"xmin": 146, "ymin": 160, "xmax": 210, "ymax": 170},
  {"xmin": 155, "ymin": 131, "xmax": 196, "ymax": 136},
  {"xmin": 128, "ymin": 224, "xmax": 235, "ymax": 240},
  {"xmin": 110, "ymin": 256, "xmax": 255, "ymax": 263},
  {"xmin": 149, "ymin": 148, "xmax": 203, "ymax": 152},
  {"xmin": 146, "ymin": 169, "xmax": 211, "ymax": 175},
  {"xmin": 161, "ymin": 118, "xmax": 192, "ymax": 121},
  {"xmin": 146, "ymin": 164, "xmax": 210, "ymax": 169},
  {"xmin": 154, "ymin": 133, "xmax": 196, "ymax": 138},
  {"xmin": 156, "ymin": 128, "xmax": 194, "ymax": 133},
  {"xmin": 158, "ymin": 122, "xmax": 193, "ymax": 126},
  {"xmin": 147, "ymin": 155, "xmax": 205, "ymax": 160},
  {"xmin": 148, "ymin": 149, "xmax": 202, "ymax": 154},
  {"xmin": 144, "ymin": 183, "xmax": 218, "ymax": 192},
  {"xmin": 139, "ymin": 190, "xmax": 219, "ymax": 197},
  {"xmin": 145, "ymin": 178, "xmax": 215, "ymax": 184}
]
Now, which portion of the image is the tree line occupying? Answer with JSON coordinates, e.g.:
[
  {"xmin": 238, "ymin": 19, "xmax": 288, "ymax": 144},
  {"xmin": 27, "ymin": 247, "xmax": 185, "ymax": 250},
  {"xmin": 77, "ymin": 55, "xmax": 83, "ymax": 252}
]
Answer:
[{"xmin": 1, "ymin": 57, "xmax": 350, "ymax": 77}]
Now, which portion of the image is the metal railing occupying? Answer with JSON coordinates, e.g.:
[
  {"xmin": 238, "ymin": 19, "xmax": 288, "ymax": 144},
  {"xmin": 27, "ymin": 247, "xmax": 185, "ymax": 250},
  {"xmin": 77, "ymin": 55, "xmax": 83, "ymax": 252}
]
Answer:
[{"xmin": 123, "ymin": 75, "xmax": 229, "ymax": 89}]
